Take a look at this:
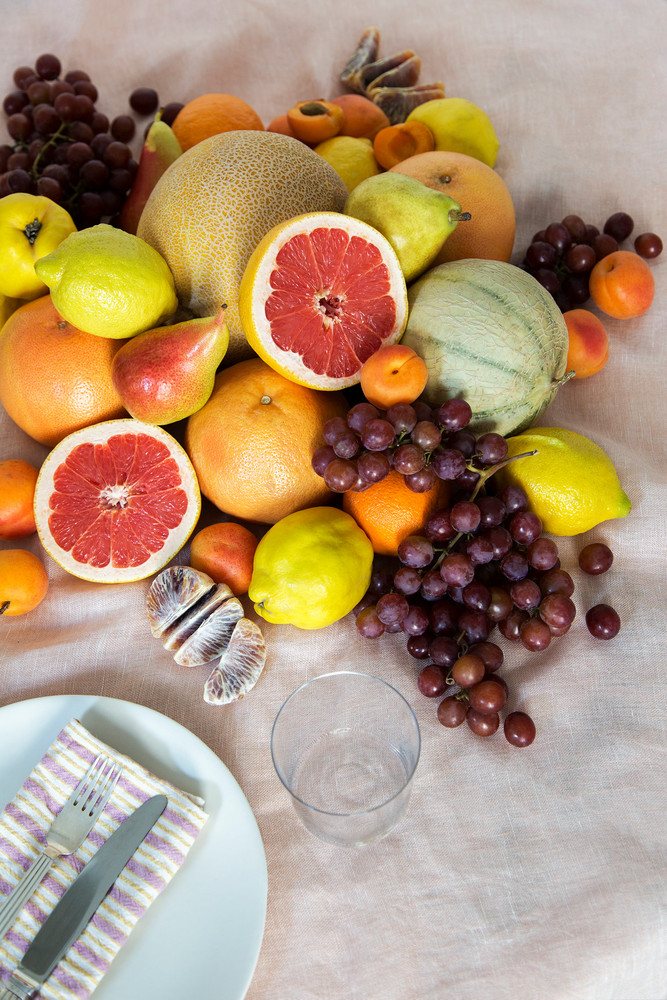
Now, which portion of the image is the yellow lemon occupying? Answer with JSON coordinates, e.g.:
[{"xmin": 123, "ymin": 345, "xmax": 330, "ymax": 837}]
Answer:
[
  {"xmin": 0, "ymin": 193, "xmax": 76, "ymax": 300},
  {"xmin": 406, "ymin": 98, "xmax": 500, "ymax": 168},
  {"xmin": 314, "ymin": 135, "xmax": 382, "ymax": 192},
  {"xmin": 496, "ymin": 427, "xmax": 631, "ymax": 536},
  {"xmin": 34, "ymin": 223, "xmax": 178, "ymax": 339},
  {"xmin": 248, "ymin": 507, "xmax": 374, "ymax": 629}
]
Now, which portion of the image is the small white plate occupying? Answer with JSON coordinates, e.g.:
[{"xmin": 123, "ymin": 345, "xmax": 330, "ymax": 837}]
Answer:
[{"xmin": 0, "ymin": 695, "xmax": 268, "ymax": 1000}]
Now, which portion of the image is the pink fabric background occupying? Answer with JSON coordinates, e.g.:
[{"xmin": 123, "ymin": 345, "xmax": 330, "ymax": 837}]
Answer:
[{"xmin": 1, "ymin": 3, "xmax": 665, "ymax": 998}]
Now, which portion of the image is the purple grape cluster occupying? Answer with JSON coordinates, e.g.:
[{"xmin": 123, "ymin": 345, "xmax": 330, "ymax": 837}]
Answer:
[
  {"xmin": 313, "ymin": 396, "xmax": 510, "ymax": 495},
  {"xmin": 0, "ymin": 53, "xmax": 184, "ymax": 228},
  {"xmin": 520, "ymin": 211, "xmax": 662, "ymax": 313}
]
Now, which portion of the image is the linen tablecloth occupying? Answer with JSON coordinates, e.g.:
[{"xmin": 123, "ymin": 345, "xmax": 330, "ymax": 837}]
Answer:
[{"xmin": 1, "ymin": 2, "xmax": 665, "ymax": 999}]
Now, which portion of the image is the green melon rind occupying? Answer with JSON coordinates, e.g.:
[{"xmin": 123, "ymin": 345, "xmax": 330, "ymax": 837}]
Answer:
[{"xmin": 400, "ymin": 259, "xmax": 569, "ymax": 436}]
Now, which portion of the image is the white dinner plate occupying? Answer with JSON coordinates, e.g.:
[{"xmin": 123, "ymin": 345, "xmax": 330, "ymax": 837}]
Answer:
[{"xmin": 0, "ymin": 695, "xmax": 268, "ymax": 1000}]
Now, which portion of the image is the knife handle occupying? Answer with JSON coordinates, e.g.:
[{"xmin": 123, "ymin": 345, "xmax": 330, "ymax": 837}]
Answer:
[
  {"xmin": 0, "ymin": 853, "xmax": 54, "ymax": 940},
  {"xmin": 0, "ymin": 988, "xmax": 22, "ymax": 999}
]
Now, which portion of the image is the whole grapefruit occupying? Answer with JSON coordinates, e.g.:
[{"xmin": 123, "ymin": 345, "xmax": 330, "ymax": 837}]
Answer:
[
  {"xmin": 137, "ymin": 130, "xmax": 348, "ymax": 363},
  {"xmin": 0, "ymin": 296, "xmax": 127, "ymax": 448},
  {"xmin": 390, "ymin": 150, "xmax": 516, "ymax": 264},
  {"xmin": 185, "ymin": 358, "xmax": 348, "ymax": 524}
]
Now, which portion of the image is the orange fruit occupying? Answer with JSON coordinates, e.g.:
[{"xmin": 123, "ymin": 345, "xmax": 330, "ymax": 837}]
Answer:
[
  {"xmin": 137, "ymin": 131, "xmax": 348, "ymax": 363},
  {"xmin": 185, "ymin": 358, "xmax": 348, "ymax": 524},
  {"xmin": 390, "ymin": 150, "xmax": 516, "ymax": 264},
  {"xmin": 343, "ymin": 470, "xmax": 449, "ymax": 555},
  {"xmin": 0, "ymin": 296, "xmax": 127, "ymax": 448},
  {"xmin": 171, "ymin": 93, "xmax": 264, "ymax": 151},
  {"xmin": 0, "ymin": 459, "xmax": 39, "ymax": 539},
  {"xmin": 0, "ymin": 548, "xmax": 49, "ymax": 616},
  {"xmin": 190, "ymin": 521, "xmax": 259, "ymax": 596},
  {"xmin": 34, "ymin": 419, "xmax": 200, "ymax": 583},
  {"xmin": 238, "ymin": 212, "xmax": 408, "ymax": 391}
]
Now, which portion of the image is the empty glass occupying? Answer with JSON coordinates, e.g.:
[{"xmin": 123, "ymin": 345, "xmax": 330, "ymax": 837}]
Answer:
[{"xmin": 271, "ymin": 671, "xmax": 420, "ymax": 846}]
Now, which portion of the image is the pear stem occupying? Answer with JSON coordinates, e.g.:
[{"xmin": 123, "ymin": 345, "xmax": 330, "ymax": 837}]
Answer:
[{"xmin": 449, "ymin": 209, "xmax": 472, "ymax": 224}]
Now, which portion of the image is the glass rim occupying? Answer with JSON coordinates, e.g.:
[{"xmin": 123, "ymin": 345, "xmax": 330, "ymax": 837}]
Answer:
[{"xmin": 270, "ymin": 670, "xmax": 421, "ymax": 818}]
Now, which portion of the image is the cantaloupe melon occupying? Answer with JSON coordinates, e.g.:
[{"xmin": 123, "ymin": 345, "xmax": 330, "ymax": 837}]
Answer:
[{"xmin": 400, "ymin": 259, "xmax": 571, "ymax": 436}]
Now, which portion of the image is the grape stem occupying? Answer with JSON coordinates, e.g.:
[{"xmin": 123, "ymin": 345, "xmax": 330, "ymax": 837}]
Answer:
[{"xmin": 30, "ymin": 121, "xmax": 68, "ymax": 178}]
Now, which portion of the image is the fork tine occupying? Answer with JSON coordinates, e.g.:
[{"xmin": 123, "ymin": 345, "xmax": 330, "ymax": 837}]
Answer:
[
  {"xmin": 86, "ymin": 764, "xmax": 121, "ymax": 818},
  {"xmin": 71, "ymin": 754, "xmax": 107, "ymax": 806}
]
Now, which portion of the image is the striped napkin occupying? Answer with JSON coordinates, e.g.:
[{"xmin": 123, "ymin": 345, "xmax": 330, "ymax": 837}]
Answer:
[{"xmin": 0, "ymin": 719, "xmax": 208, "ymax": 999}]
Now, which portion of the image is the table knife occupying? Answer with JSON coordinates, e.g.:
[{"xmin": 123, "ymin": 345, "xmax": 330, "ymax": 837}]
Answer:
[{"xmin": 0, "ymin": 793, "xmax": 168, "ymax": 1000}]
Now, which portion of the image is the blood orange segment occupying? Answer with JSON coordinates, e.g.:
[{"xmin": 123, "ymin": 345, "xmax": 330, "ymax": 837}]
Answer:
[
  {"xmin": 34, "ymin": 420, "xmax": 201, "ymax": 583},
  {"xmin": 238, "ymin": 212, "xmax": 408, "ymax": 390}
]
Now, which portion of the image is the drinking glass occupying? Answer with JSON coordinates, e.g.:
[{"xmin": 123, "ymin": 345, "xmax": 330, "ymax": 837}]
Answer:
[{"xmin": 271, "ymin": 671, "xmax": 420, "ymax": 846}]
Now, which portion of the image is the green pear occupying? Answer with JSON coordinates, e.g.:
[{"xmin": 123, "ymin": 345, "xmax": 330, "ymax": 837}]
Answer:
[
  {"xmin": 111, "ymin": 308, "xmax": 229, "ymax": 424},
  {"xmin": 344, "ymin": 172, "xmax": 470, "ymax": 283}
]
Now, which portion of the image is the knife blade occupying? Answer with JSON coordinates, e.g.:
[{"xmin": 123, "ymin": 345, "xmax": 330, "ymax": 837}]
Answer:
[{"xmin": 0, "ymin": 793, "xmax": 167, "ymax": 1000}]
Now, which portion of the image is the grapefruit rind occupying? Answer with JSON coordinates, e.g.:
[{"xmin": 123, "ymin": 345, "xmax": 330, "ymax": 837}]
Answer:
[
  {"xmin": 239, "ymin": 212, "xmax": 409, "ymax": 390},
  {"xmin": 34, "ymin": 419, "xmax": 201, "ymax": 584}
]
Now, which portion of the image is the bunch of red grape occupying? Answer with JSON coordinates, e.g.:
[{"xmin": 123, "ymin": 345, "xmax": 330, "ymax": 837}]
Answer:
[
  {"xmin": 0, "ymin": 53, "xmax": 183, "ymax": 228},
  {"xmin": 313, "ymin": 396, "xmax": 510, "ymax": 495},
  {"xmin": 520, "ymin": 211, "xmax": 662, "ymax": 313}
]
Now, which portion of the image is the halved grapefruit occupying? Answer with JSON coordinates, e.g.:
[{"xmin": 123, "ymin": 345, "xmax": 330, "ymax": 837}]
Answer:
[
  {"xmin": 34, "ymin": 419, "xmax": 201, "ymax": 583},
  {"xmin": 238, "ymin": 212, "xmax": 408, "ymax": 390}
]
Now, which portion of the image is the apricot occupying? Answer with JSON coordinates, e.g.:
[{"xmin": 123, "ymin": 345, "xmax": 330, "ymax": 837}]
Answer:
[
  {"xmin": 0, "ymin": 548, "xmax": 49, "ymax": 616},
  {"xmin": 589, "ymin": 250, "xmax": 655, "ymax": 318},
  {"xmin": 373, "ymin": 121, "xmax": 435, "ymax": 170},
  {"xmin": 563, "ymin": 309, "xmax": 610, "ymax": 378},
  {"xmin": 360, "ymin": 344, "xmax": 429, "ymax": 409},
  {"xmin": 286, "ymin": 100, "xmax": 344, "ymax": 145},
  {"xmin": 331, "ymin": 94, "xmax": 390, "ymax": 140},
  {"xmin": 0, "ymin": 459, "xmax": 39, "ymax": 539},
  {"xmin": 190, "ymin": 521, "xmax": 259, "ymax": 596},
  {"xmin": 266, "ymin": 113, "xmax": 296, "ymax": 138}
]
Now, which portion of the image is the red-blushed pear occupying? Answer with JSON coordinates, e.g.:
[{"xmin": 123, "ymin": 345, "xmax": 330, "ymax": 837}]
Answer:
[
  {"xmin": 110, "ymin": 308, "xmax": 229, "ymax": 425},
  {"xmin": 119, "ymin": 120, "xmax": 182, "ymax": 236}
]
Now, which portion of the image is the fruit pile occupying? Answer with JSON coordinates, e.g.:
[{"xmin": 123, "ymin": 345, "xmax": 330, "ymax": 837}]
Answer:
[{"xmin": 0, "ymin": 31, "xmax": 654, "ymax": 731}]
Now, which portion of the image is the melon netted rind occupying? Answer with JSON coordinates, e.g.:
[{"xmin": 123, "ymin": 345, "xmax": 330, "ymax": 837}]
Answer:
[
  {"xmin": 136, "ymin": 130, "xmax": 349, "ymax": 364},
  {"xmin": 400, "ymin": 259, "xmax": 570, "ymax": 437}
]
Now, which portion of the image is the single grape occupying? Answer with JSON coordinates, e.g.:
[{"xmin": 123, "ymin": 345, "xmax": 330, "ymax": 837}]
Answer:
[
  {"xmin": 428, "ymin": 598, "xmax": 458, "ymax": 634},
  {"xmin": 509, "ymin": 578, "xmax": 542, "ymax": 610},
  {"xmin": 545, "ymin": 222, "xmax": 572, "ymax": 254},
  {"xmin": 356, "ymin": 606, "xmax": 385, "ymax": 638},
  {"xmin": 526, "ymin": 536, "xmax": 559, "ymax": 571},
  {"xmin": 564, "ymin": 243, "xmax": 596, "ymax": 274},
  {"xmin": 398, "ymin": 534, "xmax": 434, "ymax": 569},
  {"xmin": 161, "ymin": 102, "xmax": 185, "ymax": 126},
  {"xmin": 585, "ymin": 604, "xmax": 620, "ymax": 639},
  {"xmin": 79, "ymin": 158, "xmax": 108, "ymax": 188},
  {"xmin": 539, "ymin": 593, "xmax": 576, "ymax": 631},
  {"xmin": 311, "ymin": 444, "xmax": 336, "ymax": 476},
  {"xmin": 475, "ymin": 432, "xmax": 508, "ymax": 465},
  {"xmin": 7, "ymin": 169, "xmax": 33, "ymax": 193},
  {"xmin": 466, "ymin": 707, "xmax": 500, "ymax": 737},
  {"xmin": 457, "ymin": 609, "xmax": 490, "ymax": 643},
  {"xmin": 534, "ymin": 268, "xmax": 560, "ymax": 296},
  {"xmin": 376, "ymin": 592, "xmax": 409, "ymax": 625},
  {"xmin": 437, "ymin": 398, "xmax": 472, "ymax": 432},
  {"xmin": 469, "ymin": 678, "xmax": 507, "ymax": 715},
  {"xmin": 484, "ymin": 526, "xmax": 513, "ymax": 560},
  {"xmin": 429, "ymin": 635, "xmax": 459, "ymax": 668},
  {"xmin": 603, "ymin": 212, "xmax": 634, "ymax": 242},
  {"xmin": 111, "ymin": 114, "xmax": 136, "ymax": 142},
  {"xmin": 504, "ymin": 712, "xmax": 536, "ymax": 747},
  {"xmin": 450, "ymin": 500, "xmax": 481, "ymax": 533},
  {"xmin": 393, "ymin": 566, "xmax": 423, "ymax": 595},
  {"xmin": 539, "ymin": 568, "xmax": 574, "ymax": 597},
  {"xmin": 401, "ymin": 605, "xmax": 430, "ymax": 636},
  {"xmin": 333, "ymin": 429, "xmax": 360, "ymax": 460},
  {"xmin": 36, "ymin": 175, "xmax": 62, "ymax": 200},
  {"xmin": 476, "ymin": 496, "xmax": 505, "ymax": 529},
  {"xmin": 519, "ymin": 617, "xmax": 552, "ymax": 651},
  {"xmin": 583, "ymin": 223, "xmax": 600, "ymax": 243},
  {"xmin": 322, "ymin": 416, "xmax": 350, "ymax": 446},
  {"xmin": 419, "ymin": 569, "xmax": 449, "ymax": 601},
  {"xmin": 13, "ymin": 65, "xmax": 38, "ymax": 90},
  {"xmin": 418, "ymin": 664, "xmax": 447, "ymax": 698},
  {"xmin": 411, "ymin": 420, "xmax": 442, "ymax": 451},
  {"xmin": 451, "ymin": 653, "xmax": 485, "ymax": 688},
  {"xmin": 404, "ymin": 467, "xmax": 437, "ymax": 493},
  {"xmin": 385, "ymin": 402, "xmax": 417, "ymax": 434},
  {"xmin": 498, "ymin": 608, "xmax": 529, "ymax": 641},
  {"xmin": 7, "ymin": 151, "xmax": 30, "ymax": 171},
  {"xmin": 323, "ymin": 458, "xmax": 358, "ymax": 492},
  {"xmin": 64, "ymin": 69, "xmax": 91, "ymax": 84},
  {"xmin": 33, "ymin": 102, "xmax": 60, "ymax": 134},
  {"xmin": 3, "ymin": 91, "xmax": 28, "ymax": 115},
  {"xmin": 412, "ymin": 401, "xmax": 434, "ymax": 422},
  {"xmin": 51, "ymin": 80, "xmax": 74, "ymax": 99},
  {"xmin": 53, "ymin": 91, "xmax": 79, "ymax": 121},
  {"xmin": 357, "ymin": 450, "xmax": 391, "ymax": 484},
  {"xmin": 74, "ymin": 94, "xmax": 95, "ymax": 124},
  {"xmin": 368, "ymin": 564, "xmax": 394, "ymax": 597},
  {"xmin": 448, "ymin": 429, "xmax": 476, "ymax": 457},
  {"xmin": 508, "ymin": 510, "xmax": 542, "ymax": 546},
  {"xmin": 6, "ymin": 113, "xmax": 32, "ymax": 140},
  {"xmin": 437, "ymin": 696, "xmax": 467, "ymax": 728},
  {"xmin": 462, "ymin": 581, "xmax": 491, "ymax": 612},
  {"xmin": 498, "ymin": 484, "xmax": 528, "ymax": 514},
  {"xmin": 407, "ymin": 633, "xmax": 431, "ymax": 659},
  {"xmin": 347, "ymin": 401, "xmax": 379, "ymax": 433},
  {"xmin": 592, "ymin": 233, "xmax": 618, "ymax": 260},
  {"xmin": 562, "ymin": 272, "xmax": 590, "ymax": 305},
  {"xmin": 431, "ymin": 448, "xmax": 466, "ymax": 480},
  {"xmin": 466, "ymin": 535, "xmax": 495, "ymax": 565},
  {"xmin": 561, "ymin": 214, "xmax": 587, "ymax": 241},
  {"xmin": 425, "ymin": 509, "xmax": 456, "ymax": 542},
  {"xmin": 634, "ymin": 232, "xmax": 662, "ymax": 259},
  {"xmin": 77, "ymin": 191, "xmax": 105, "ymax": 224},
  {"xmin": 525, "ymin": 240, "xmax": 557, "ymax": 270},
  {"xmin": 440, "ymin": 552, "xmax": 475, "ymax": 588},
  {"xmin": 393, "ymin": 443, "xmax": 425, "ymax": 475},
  {"xmin": 578, "ymin": 542, "xmax": 613, "ymax": 575},
  {"xmin": 468, "ymin": 641, "xmax": 503, "ymax": 673},
  {"xmin": 35, "ymin": 53, "xmax": 62, "ymax": 79},
  {"xmin": 130, "ymin": 87, "xmax": 159, "ymax": 115},
  {"xmin": 103, "ymin": 140, "xmax": 132, "ymax": 168},
  {"xmin": 26, "ymin": 79, "xmax": 51, "ymax": 105},
  {"xmin": 500, "ymin": 550, "xmax": 529, "ymax": 582},
  {"xmin": 361, "ymin": 418, "xmax": 395, "ymax": 451}
]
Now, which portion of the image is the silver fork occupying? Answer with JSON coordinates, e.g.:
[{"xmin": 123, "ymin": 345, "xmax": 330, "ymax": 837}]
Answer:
[{"xmin": 0, "ymin": 754, "xmax": 121, "ymax": 940}]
